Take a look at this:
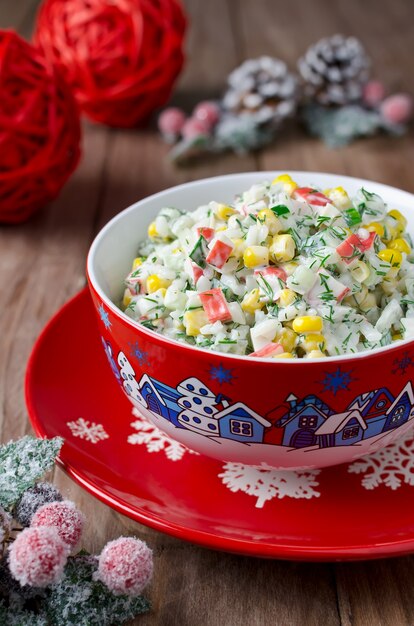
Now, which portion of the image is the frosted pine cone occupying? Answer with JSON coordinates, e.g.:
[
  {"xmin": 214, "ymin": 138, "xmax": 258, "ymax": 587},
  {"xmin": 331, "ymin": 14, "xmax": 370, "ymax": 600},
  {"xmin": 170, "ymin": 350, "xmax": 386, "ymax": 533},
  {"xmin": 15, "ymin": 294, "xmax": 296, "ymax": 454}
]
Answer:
[
  {"xmin": 298, "ymin": 34, "xmax": 370, "ymax": 106},
  {"xmin": 222, "ymin": 56, "xmax": 299, "ymax": 127}
]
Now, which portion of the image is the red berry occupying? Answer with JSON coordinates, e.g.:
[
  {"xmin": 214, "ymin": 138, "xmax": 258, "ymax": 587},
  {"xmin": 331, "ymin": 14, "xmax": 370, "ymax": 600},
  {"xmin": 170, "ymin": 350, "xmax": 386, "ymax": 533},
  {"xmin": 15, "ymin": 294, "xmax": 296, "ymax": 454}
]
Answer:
[
  {"xmin": 193, "ymin": 101, "xmax": 220, "ymax": 128},
  {"xmin": 97, "ymin": 537, "xmax": 153, "ymax": 596},
  {"xmin": 158, "ymin": 107, "xmax": 186, "ymax": 138},
  {"xmin": 8, "ymin": 526, "xmax": 69, "ymax": 587},
  {"xmin": 362, "ymin": 80, "xmax": 385, "ymax": 107},
  {"xmin": 31, "ymin": 500, "xmax": 85, "ymax": 549},
  {"xmin": 181, "ymin": 117, "xmax": 210, "ymax": 140},
  {"xmin": 380, "ymin": 93, "xmax": 413, "ymax": 125}
]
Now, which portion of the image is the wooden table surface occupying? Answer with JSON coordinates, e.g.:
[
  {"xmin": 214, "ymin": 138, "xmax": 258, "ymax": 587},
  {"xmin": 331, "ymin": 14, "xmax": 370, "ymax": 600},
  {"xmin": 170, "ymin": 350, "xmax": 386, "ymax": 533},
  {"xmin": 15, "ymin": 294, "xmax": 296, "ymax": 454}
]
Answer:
[{"xmin": 2, "ymin": 1, "xmax": 414, "ymax": 624}]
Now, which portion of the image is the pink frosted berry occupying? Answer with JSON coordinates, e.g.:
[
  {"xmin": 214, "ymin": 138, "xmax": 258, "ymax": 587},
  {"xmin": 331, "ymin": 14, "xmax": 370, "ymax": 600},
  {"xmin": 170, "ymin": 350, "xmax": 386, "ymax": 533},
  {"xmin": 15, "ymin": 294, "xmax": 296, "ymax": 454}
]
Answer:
[
  {"xmin": 97, "ymin": 537, "xmax": 153, "ymax": 596},
  {"xmin": 31, "ymin": 500, "xmax": 85, "ymax": 549},
  {"xmin": 181, "ymin": 117, "xmax": 210, "ymax": 140},
  {"xmin": 380, "ymin": 93, "xmax": 413, "ymax": 125},
  {"xmin": 8, "ymin": 526, "xmax": 69, "ymax": 587},
  {"xmin": 362, "ymin": 80, "xmax": 385, "ymax": 107},
  {"xmin": 193, "ymin": 101, "xmax": 220, "ymax": 128},
  {"xmin": 158, "ymin": 107, "xmax": 186, "ymax": 139}
]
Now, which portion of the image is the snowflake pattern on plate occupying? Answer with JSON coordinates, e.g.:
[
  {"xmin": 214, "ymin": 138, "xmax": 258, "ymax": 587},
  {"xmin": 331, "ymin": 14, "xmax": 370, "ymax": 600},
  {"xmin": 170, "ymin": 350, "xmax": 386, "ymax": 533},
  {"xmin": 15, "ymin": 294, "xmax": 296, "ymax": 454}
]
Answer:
[
  {"xmin": 348, "ymin": 430, "xmax": 414, "ymax": 490},
  {"xmin": 209, "ymin": 363, "xmax": 234, "ymax": 385},
  {"xmin": 128, "ymin": 408, "xmax": 199, "ymax": 461},
  {"xmin": 319, "ymin": 366, "xmax": 354, "ymax": 395},
  {"xmin": 218, "ymin": 463, "xmax": 321, "ymax": 508},
  {"xmin": 67, "ymin": 418, "xmax": 109, "ymax": 444}
]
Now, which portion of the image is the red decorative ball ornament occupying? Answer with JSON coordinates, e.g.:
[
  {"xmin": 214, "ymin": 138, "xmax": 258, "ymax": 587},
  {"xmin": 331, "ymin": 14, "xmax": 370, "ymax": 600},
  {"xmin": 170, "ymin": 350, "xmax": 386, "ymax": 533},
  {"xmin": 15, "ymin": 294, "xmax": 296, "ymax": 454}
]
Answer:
[
  {"xmin": 34, "ymin": 0, "xmax": 187, "ymax": 127},
  {"xmin": 0, "ymin": 31, "xmax": 81, "ymax": 224}
]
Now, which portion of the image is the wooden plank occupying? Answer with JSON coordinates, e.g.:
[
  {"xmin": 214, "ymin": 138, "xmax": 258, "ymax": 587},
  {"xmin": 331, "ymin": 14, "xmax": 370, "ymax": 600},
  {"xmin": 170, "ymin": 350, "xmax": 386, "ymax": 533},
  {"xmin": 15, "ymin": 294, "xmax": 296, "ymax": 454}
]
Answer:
[
  {"xmin": 0, "ymin": 0, "xmax": 39, "ymax": 33},
  {"xmin": 0, "ymin": 122, "xmax": 109, "ymax": 441},
  {"xmin": 335, "ymin": 558, "xmax": 414, "ymax": 626},
  {"xmin": 176, "ymin": 0, "xmax": 243, "ymax": 102},
  {"xmin": 138, "ymin": 551, "xmax": 340, "ymax": 626}
]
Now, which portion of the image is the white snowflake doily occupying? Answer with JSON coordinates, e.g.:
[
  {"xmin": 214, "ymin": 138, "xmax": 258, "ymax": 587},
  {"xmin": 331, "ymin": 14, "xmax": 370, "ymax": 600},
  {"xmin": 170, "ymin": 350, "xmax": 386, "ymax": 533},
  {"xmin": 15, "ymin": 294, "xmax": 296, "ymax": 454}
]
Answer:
[
  {"xmin": 67, "ymin": 418, "xmax": 109, "ymax": 444},
  {"xmin": 218, "ymin": 463, "xmax": 321, "ymax": 508},
  {"xmin": 348, "ymin": 430, "xmax": 414, "ymax": 490},
  {"xmin": 128, "ymin": 409, "xmax": 199, "ymax": 461}
]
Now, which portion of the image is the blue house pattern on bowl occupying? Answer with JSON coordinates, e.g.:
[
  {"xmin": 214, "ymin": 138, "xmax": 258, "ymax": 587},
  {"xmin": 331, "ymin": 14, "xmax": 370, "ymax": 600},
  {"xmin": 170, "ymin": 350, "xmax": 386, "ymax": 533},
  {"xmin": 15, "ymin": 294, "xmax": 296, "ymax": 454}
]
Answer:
[{"xmin": 107, "ymin": 343, "xmax": 414, "ymax": 450}]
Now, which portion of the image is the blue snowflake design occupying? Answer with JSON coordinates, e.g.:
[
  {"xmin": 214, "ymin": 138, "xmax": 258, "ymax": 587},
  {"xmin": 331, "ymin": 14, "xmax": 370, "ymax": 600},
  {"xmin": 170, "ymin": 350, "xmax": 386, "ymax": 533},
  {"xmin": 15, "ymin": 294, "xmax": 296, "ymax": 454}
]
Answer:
[
  {"xmin": 209, "ymin": 363, "xmax": 235, "ymax": 386},
  {"xmin": 129, "ymin": 341, "xmax": 149, "ymax": 367},
  {"xmin": 319, "ymin": 366, "xmax": 355, "ymax": 396},
  {"xmin": 392, "ymin": 351, "xmax": 414, "ymax": 375},
  {"xmin": 98, "ymin": 303, "xmax": 111, "ymax": 329}
]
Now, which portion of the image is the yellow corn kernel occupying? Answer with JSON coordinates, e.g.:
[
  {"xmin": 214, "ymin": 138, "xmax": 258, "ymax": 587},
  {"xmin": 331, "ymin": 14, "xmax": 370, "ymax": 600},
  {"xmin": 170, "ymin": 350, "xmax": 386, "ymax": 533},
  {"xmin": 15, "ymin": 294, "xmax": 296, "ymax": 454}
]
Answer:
[
  {"xmin": 344, "ymin": 286, "xmax": 368, "ymax": 308},
  {"xmin": 257, "ymin": 208, "xmax": 281, "ymax": 235},
  {"xmin": 292, "ymin": 316, "xmax": 323, "ymax": 334},
  {"xmin": 364, "ymin": 222, "xmax": 384, "ymax": 237},
  {"xmin": 146, "ymin": 275, "xmax": 172, "ymax": 294},
  {"xmin": 392, "ymin": 333, "xmax": 403, "ymax": 341},
  {"xmin": 378, "ymin": 248, "xmax": 403, "ymax": 267},
  {"xmin": 183, "ymin": 310, "xmax": 209, "ymax": 337},
  {"xmin": 382, "ymin": 277, "xmax": 398, "ymax": 295},
  {"xmin": 275, "ymin": 327, "xmax": 297, "ymax": 352},
  {"xmin": 278, "ymin": 288, "xmax": 296, "ymax": 307},
  {"xmin": 359, "ymin": 292, "xmax": 377, "ymax": 311},
  {"xmin": 148, "ymin": 221, "xmax": 158, "ymax": 239},
  {"xmin": 388, "ymin": 209, "xmax": 407, "ymax": 230},
  {"xmin": 123, "ymin": 289, "xmax": 132, "ymax": 307},
  {"xmin": 172, "ymin": 248, "xmax": 182, "ymax": 254},
  {"xmin": 306, "ymin": 350, "xmax": 326, "ymax": 359},
  {"xmin": 173, "ymin": 319, "xmax": 185, "ymax": 331},
  {"xmin": 216, "ymin": 226, "xmax": 227, "ymax": 232},
  {"xmin": 350, "ymin": 260, "xmax": 370, "ymax": 283},
  {"xmin": 282, "ymin": 261, "xmax": 299, "ymax": 276},
  {"xmin": 269, "ymin": 234, "xmax": 296, "ymax": 263},
  {"xmin": 301, "ymin": 333, "xmax": 326, "ymax": 352},
  {"xmin": 158, "ymin": 288, "xmax": 167, "ymax": 298},
  {"xmin": 243, "ymin": 245, "xmax": 269, "ymax": 268},
  {"xmin": 271, "ymin": 173, "xmax": 298, "ymax": 195},
  {"xmin": 323, "ymin": 186, "xmax": 351, "ymax": 209},
  {"xmin": 215, "ymin": 203, "xmax": 236, "ymax": 220},
  {"xmin": 273, "ymin": 352, "xmax": 294, "ymax": 359},
  {"xmin": 132, "ymin": 257, "xmax": 144, "ymax": 269},
  {"xmin": 241, "ymin": 289, "xmax": 264, "ymax": 314},
  {"xmin": 389, "ymin": 238, "xmax": 411, "ymax": 254},
  {"xmin": 231, "ymin": 238, "xmax": 245, "ymax": 259}
]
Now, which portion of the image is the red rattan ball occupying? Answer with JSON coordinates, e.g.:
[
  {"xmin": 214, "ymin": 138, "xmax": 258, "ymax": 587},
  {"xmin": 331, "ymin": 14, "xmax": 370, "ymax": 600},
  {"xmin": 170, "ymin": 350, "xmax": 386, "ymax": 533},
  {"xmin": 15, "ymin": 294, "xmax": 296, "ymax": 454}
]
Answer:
[
  {"xmin": 0, "ymin": 31, "xmax": 81, "ymax": 224},
  {"xmin": 34, "ymin": 0, "xmax": 187, "ymax": 127}
]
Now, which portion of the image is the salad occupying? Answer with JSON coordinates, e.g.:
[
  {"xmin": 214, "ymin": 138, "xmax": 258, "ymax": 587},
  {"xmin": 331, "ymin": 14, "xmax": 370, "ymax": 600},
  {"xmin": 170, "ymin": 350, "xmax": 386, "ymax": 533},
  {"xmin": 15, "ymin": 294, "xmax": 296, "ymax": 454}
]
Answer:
[{"xmin": 121, "ymin": 174, "xmax": 414, "ymax": 359}]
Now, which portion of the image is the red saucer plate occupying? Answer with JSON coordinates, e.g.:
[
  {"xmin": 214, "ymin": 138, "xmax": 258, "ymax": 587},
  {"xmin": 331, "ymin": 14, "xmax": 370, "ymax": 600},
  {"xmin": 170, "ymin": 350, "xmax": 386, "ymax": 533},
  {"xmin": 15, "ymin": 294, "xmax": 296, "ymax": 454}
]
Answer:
[{"xmin": 26, "ymin": 289, "xmax": 414, "ymax": 561}]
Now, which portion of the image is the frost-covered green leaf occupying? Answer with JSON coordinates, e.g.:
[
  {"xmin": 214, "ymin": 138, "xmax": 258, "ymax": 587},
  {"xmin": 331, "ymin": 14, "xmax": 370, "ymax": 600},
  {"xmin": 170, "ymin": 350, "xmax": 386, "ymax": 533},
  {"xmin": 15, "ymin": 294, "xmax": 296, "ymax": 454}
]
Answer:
[
  {"xmin": 302, "ymin": 104, "xmax": 382, "ymax": 147},
  {"xmin": 214, "ymin": 114, "xmax": 276, "ymax": 153},
  {"xmin": 0, "ymin": 437, "xmax": 63, "ymax": 511},
  {"xmin": 45, "ymin": 556, "xmax": 150, "ymax": 626},
  {"xmin": 0, "ymin": 601, "xmax": 48, "ymax": 626}
]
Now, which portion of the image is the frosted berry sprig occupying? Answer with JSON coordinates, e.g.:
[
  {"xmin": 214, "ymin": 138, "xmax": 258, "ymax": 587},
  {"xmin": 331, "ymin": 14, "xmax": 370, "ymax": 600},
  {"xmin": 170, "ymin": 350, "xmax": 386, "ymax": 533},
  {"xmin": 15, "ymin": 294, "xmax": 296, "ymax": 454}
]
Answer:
[
  {"xmin": 9, "ymin": 526, "xmax": 70, "ymax": 588},
  {"xmin": 299, "ymin": 34, "xmax": 413, "ymax": 147},
  {"xmin": 96, "ymin": 536, "xmax": 153, "ymax": 596},
  {"xmin": 0, "ymin": 435, "xmax": 151, "ymax": 625}
]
